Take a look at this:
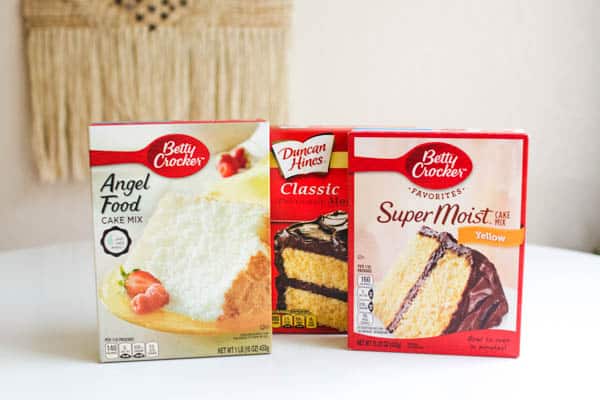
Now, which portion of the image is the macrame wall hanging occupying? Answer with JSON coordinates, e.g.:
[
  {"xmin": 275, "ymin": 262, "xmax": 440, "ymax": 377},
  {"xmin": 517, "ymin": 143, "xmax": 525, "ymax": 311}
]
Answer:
[{"xmin": 23, "ymin": 0, "xmax": 292, "ymax": 182}]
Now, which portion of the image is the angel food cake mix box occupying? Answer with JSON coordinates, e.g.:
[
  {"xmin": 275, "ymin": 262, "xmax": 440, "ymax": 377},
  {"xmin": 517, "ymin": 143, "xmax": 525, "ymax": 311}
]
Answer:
[
  {"xmin": 89, "ymin": 121, "xmax": 271, "ymax": 362},
  {"xmin": 347, "ymin": 129, "xmax": 528, "ymax": 357},
  {"xmin": 270, "ymin": 127, "xmax": 350, "ymax": 333}
]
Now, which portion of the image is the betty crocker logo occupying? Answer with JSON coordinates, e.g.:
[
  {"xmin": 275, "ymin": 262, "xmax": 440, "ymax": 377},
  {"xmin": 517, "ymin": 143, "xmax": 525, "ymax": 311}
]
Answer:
[
  {"xmin": 404, "ymin": 142, "xmax": 472, "ymax": 189},
  {"xmin": 90, "ymin": 134, "xmax": 210, "ymax": 178},
  {"xmin": 271, "ymin": 134, "xmax": 334, "ymax": 179},
  {"xmin": 350, "ymin": 142, "xmax": 472, "ymax": 190}
]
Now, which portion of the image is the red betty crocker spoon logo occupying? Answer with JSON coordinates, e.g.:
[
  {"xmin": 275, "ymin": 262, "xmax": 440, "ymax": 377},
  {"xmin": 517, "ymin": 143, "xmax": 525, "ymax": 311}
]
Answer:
[
  {"xmin": 350, "ymin": 142, "xmax": 473, "ymax": 190},
  {"xmin": 90, "ymin": 134, "xmax": 210, "ymax": 178}
]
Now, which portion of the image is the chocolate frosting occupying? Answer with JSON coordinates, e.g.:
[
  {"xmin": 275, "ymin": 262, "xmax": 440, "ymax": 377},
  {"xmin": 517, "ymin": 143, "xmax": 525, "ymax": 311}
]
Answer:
[
  {"xmin": 276, "ymin": 276, "xmax": 348, "ymax": 309},
  {"xmin": 387, "ymin": 226, "xmax": 508, "ymax": 334},
  {"xmin": 274, "ymin": 211, "xmax": 348, "ymax": 309},
  {"xmin": 274, "ymin": 211, "xmax": 348, "ymax": 263}
]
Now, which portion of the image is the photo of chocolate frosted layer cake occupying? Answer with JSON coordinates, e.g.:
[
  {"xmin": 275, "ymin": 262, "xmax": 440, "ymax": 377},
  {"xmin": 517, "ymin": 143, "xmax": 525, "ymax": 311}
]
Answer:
[
  {"xmin": 274, "ymin": 211, "xmax": 348, "ymax": 331},
  {"xmin": 374, "ymin": 226, "xmax": 508, "ymax": 338}
]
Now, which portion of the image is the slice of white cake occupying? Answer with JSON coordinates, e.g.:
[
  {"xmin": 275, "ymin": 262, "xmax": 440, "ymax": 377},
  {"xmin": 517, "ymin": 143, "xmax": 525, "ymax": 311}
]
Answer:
[{"xmin": 125, "ymin": 192, "xmax": 269, "ymax": 322}]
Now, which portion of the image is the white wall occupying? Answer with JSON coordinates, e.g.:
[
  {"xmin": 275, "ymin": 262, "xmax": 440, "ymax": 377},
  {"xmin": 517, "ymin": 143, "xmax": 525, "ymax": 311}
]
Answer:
[
  {"xmin": 1, "ymin": 0, "xmax": 599, "ymax": 251},
  {"xmin": 288, "ymin": 0, "xmax": 600, "ymax": 251},
  {"xmin": 0, "ymin": 0, "xmax": 92, "ymax": 250}
]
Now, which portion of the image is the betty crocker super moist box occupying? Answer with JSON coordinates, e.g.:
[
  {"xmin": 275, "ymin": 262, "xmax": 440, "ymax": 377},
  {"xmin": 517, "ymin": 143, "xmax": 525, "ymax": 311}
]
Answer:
[
  {"xmin": 270, "ymin": 127, "xmax": 350, "ymax": 333},
  {"xmin": 347, "ymin": 129, "xmax": 528, "ymax": 357},
  {"xmin": 89, "ymin": 120, "xmax": 271, "ymax": 362}
]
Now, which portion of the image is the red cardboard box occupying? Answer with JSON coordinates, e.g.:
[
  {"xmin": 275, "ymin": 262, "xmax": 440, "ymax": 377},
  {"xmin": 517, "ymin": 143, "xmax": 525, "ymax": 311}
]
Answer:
[
  {"xmin": 347, "ymin": 129, "xmax": 528, "ymax": 357},
  {"xmin": 270, "ymin": 127, "xmax": 351, "ymax": 333}
]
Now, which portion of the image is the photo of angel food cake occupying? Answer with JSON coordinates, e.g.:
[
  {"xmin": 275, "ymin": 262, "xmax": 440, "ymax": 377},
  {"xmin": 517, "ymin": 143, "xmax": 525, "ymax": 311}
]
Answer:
[
  {"xmin": 374, "ymin": 226, "xmax": 508, "ymax": 338},
  {"xmin": 101, "ymin": 194, "xmax": 270, "ymax": 334},
  {"xmin": 274, "ymin": 211, "xmax": 348, "ymax": 331}
]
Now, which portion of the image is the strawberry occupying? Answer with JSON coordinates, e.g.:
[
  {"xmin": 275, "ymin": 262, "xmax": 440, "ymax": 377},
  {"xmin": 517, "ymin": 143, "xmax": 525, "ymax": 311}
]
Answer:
[
  {"xmin": 217, "ymin": 154, "xmax": 238, "ymax": 178},
  {"xmin": 118, "ymin": 266, "xmax": 161, "ymax": 298},
  {"xmin": 219, "ymin": 153, "xmax": 235, "ymax": 165},
  {"xmin": 216, "ymin": 148, "xmax": 248, "ymax": 178},
  {"xmin": 232, "ymin": 147, "xmax": 247, "ymax": 169},
  {"xmin": 131, "ymin": 283, "xmax": 170, "ymax": 314}
]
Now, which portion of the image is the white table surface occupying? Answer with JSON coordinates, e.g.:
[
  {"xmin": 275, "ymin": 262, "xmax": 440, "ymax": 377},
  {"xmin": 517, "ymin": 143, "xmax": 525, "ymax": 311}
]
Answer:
[{"xmin": 1, "ymin": 241, "xmax": 598, "ymax": 399}]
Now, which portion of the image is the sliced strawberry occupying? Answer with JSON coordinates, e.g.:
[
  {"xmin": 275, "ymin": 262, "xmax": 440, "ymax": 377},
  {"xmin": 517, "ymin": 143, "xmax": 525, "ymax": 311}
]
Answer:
[
  {"xmin": 232, "ymin": 147, "xmax": 247, "ymax": 169},
  {"xmin": 217, "ymin": 159, "xmax": 237, "ymax": 177},
  {"xmin": 217, "ymin": 148, "xmax": 247, "ymax": 177},
  {"xmin": 119, "ymin": 266, "xmax": 161, "ymax": 298},
  {"xmin": 131, "ymin": 283, "xmax": 170, "ymax": 314}
]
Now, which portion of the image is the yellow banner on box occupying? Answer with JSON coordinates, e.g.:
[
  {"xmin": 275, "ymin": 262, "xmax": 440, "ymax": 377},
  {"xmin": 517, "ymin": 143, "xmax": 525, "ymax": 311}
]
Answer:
[{"xmin": 458, "ymin": 226, "xmax": 525, "ymax": 247}]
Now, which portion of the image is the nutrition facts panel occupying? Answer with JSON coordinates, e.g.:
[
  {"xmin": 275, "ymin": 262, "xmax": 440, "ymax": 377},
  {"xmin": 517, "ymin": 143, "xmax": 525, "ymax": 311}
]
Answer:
[
  {"xmin": 355, "ymin": 273, "xmax": 390, "ymax": 336},
  {"xmin": 104, "ymin": 340, "xmax": 159, "ymax": 360},
  {"xmin": 272, "ymin": 311, "xmax": 318, "ymax": 329},
  {"xmin": 356, "ymin": 274, "xmax": 374, "ymax": 325}
]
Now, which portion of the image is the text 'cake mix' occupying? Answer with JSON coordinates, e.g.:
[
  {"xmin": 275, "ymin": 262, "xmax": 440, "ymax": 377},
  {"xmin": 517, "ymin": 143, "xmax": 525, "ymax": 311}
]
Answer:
[
  {"xmin": 270, "ymin": 127, "xmax": 350, "ymax": 333},
  {"xmin": 89, "ymin": 121, "xmax": 271, "ymax": 362},
  {"xmin": 347, "ymin": 129, "xmax": 528, "ymax": 357}
]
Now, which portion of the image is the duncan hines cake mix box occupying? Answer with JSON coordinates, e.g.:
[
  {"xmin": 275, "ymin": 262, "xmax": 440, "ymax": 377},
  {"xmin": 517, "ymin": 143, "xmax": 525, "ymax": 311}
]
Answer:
[
  {"xmin": 347, "ymin": 129, "xmax": 528, "ymax": 357},
  {"xmin": 270, "ymin": 127, "xmax": 350, "ymax": 333},
  {"xmin": 89, "ymin": 121, "xmax": 271, "ymax": 362}
]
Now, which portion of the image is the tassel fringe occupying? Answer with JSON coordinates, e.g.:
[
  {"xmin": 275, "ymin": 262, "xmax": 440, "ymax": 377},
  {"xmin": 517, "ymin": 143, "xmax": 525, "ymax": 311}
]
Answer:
[{"xmin": 24, "ymin": 0, "xmax": 292, "ymax": 182}]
